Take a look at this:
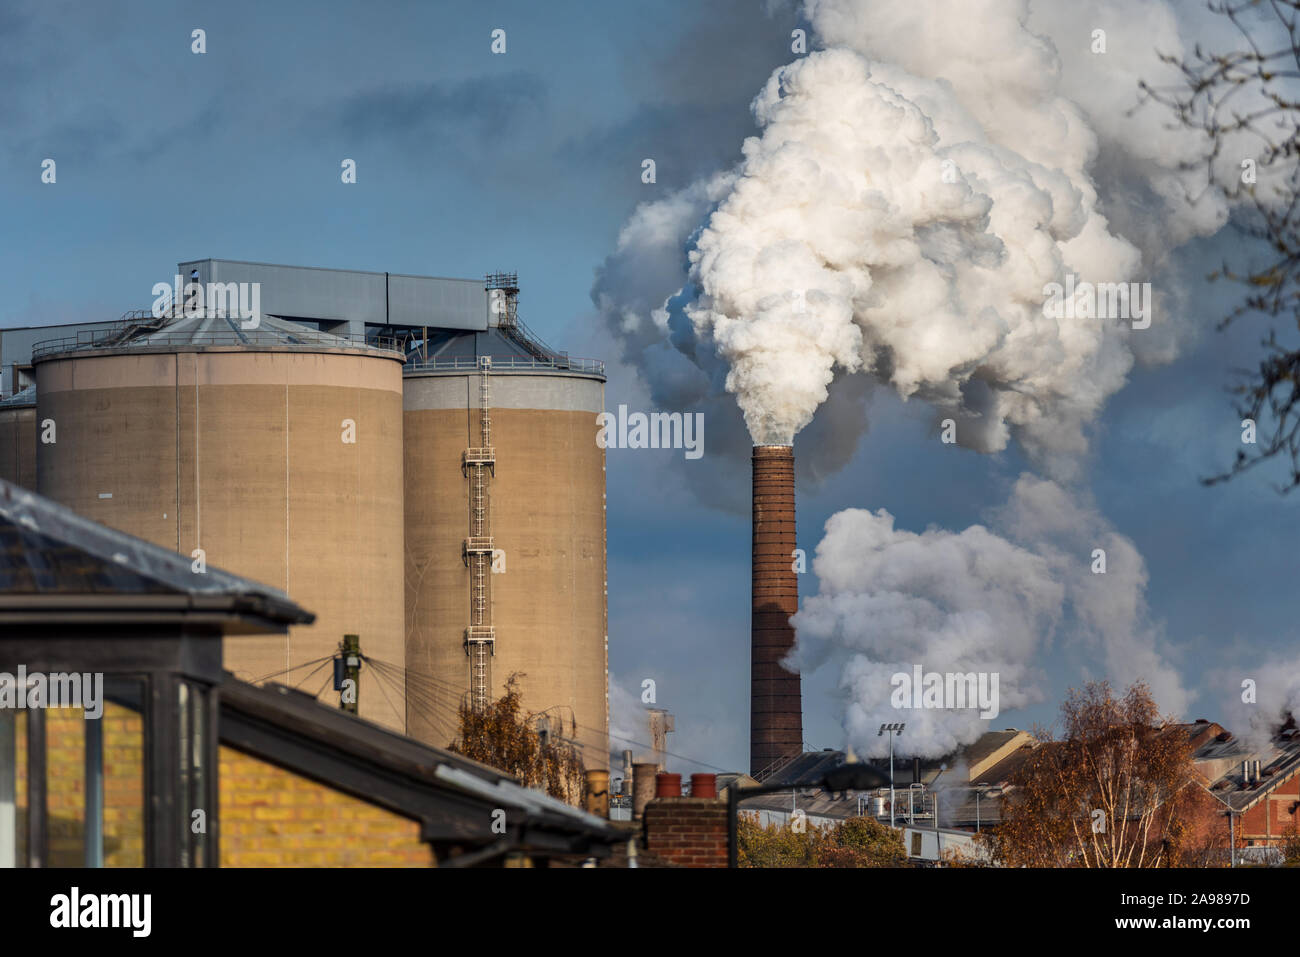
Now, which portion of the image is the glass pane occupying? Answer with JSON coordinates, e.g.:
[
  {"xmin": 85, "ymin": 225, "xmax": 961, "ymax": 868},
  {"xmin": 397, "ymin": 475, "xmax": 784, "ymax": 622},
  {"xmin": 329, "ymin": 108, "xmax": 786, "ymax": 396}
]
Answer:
[
  {"xmin": 45, "ymin": 704, "xmax": 86, "ymax": 865},
  {"xmin": 192, "ymin": 684, "xmax": 207, "ymax": 867},
  {"xmin": 14, "ymin": 712, "xmax": 27, "ymax": 867},
  {"xmin": 0, "ymin": 711, "xmax": 21, "ymax": 868},
  {"xmin": 180, "ymin": 680, "xmax": 210, "ymax": 868},
  {"xmin": 102, "ymin": 678, "xmax": 145, "ymax": 868},
  {"xmin": 179, "ymin": 681, "xmax": 190, "ymax": 867}
]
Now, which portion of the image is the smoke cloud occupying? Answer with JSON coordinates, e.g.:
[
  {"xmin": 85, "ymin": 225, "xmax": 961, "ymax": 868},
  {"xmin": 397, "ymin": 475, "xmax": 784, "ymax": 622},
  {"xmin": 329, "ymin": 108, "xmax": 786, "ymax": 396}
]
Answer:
[
  {"xmin": 792, "ymin": 474, "xmax": 1189, "ymax": 757},
  {"xmin": 591, "ymin": 0, "xmax": 1266, "ymax": 761},
  {"xmin": 1213, "ymin": 655, "xmax": 1300, "ymax": 754},
  {"xmin": 593, "ymin": 0, "xmax": 1238, "ymax": 471}
]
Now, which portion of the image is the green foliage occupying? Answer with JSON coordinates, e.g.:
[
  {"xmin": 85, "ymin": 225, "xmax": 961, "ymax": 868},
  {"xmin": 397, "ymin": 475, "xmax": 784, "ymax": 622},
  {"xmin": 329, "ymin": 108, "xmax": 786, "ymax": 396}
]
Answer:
[{"xmin": 738, "ymin": 813, "xmax": 906, "ymax": 868}]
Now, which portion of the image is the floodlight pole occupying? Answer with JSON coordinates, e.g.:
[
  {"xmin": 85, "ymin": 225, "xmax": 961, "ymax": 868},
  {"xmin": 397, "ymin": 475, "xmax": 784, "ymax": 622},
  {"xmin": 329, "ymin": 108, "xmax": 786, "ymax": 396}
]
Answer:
[
  {"xmin": 1229, "ymin": 810, "xmax": 1236, "ymax": 869},
  {"xmin": 879, "ymin": 723, "xmax": 904, "ymax": 828}
]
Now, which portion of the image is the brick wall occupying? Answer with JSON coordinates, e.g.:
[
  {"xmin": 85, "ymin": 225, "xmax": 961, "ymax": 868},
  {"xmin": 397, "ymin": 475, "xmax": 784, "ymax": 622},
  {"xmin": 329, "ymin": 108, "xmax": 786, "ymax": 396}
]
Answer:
[
  {"xmin": 218, "ymin": 746, "xmax": 433, "ymax": 867},
  {"xmin": 641, "ymin": 797, "xmax": 728, "ymax": 868},
  {"xmin": 23, "ymin": 708, "xmax": 433, "ymax": 867},
  {"xmin": 17, "ymin": 704, "xmax": 145, "ymax": 866},
  {"xmin": 1240, "ymin": 773, "xmax": 1300, "ymax": 843}
]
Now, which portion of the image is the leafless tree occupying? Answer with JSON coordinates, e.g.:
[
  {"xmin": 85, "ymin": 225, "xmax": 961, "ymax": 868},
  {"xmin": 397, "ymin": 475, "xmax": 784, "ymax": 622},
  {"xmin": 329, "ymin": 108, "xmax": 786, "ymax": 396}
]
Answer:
[{"xmin": 1142, "ymin": 0, "xmax": 1300, "ymax": 490}]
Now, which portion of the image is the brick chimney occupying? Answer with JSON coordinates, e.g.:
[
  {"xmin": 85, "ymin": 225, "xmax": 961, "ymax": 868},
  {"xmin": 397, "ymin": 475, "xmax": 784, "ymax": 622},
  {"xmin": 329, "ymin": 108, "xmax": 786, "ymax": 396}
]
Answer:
[
  {"xmin": 751, "ymin": 445, "xmax": 803, "ymax": 774},
  {"xmin": 641, "ymin": 796, "xmax": 729, "ymax": 868}
]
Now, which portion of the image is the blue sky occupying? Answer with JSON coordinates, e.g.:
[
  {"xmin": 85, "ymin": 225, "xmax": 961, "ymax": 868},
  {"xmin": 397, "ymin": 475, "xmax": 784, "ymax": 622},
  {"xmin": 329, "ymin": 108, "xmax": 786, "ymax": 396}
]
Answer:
[{"xmin": 3, "ymin": 0, "xmax": 1296, "ymax": 773}]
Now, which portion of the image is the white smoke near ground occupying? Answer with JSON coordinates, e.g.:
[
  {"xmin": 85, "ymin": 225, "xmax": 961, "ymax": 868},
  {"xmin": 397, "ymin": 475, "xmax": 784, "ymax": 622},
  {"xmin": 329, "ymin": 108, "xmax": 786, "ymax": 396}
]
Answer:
[
  {"xmin": 607, "ymin": 673, "xmax": 648, "ymax": 773},
  {"xmin": 1213, "ymin": 656, "xmax": 1300, "ymax": 754},
  {"xmin": 791, "ymin": 501, "xmax": 1062, "ymax": 757},
  {"xmin": 791, "ymin": 474, "xmax": 1190, "ymax": 758},
  {"xmin": 592, "ymin": 0, "xmax": 1260, "ymax": 472}
]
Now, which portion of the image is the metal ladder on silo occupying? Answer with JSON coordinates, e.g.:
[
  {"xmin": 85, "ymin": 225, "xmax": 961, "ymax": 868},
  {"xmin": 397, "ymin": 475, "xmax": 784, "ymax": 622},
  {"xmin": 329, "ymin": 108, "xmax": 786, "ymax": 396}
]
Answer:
[{"xmin": 463, "ymin": 356, "xmax": 496, "ymax": 711}]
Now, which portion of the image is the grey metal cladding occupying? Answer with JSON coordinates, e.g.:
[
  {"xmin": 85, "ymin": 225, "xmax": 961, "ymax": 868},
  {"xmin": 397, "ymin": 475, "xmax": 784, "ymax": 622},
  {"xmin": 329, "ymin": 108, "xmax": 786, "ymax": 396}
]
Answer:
[
  {"xmin": 178, "ymin": 259, "xmax": 488, "ymax": 331},
  {"xmin": 387, "ymin": 274, "xmax": 487, "ymax": 331}
]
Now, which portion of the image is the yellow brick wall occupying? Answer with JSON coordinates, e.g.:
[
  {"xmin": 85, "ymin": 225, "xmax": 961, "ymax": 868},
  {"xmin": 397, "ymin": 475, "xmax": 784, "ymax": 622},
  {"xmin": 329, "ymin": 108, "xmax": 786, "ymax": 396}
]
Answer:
[
  {"xmin": 17, "ymin": 704, "xmax": 145, "ymax": 867},
  {"xmin": 24, "ymin": 708, "xmax": 432, "ymax": 867},
  {"xmin": 218, "ymin": 747, "xmax": 433, "ymax": 867}
]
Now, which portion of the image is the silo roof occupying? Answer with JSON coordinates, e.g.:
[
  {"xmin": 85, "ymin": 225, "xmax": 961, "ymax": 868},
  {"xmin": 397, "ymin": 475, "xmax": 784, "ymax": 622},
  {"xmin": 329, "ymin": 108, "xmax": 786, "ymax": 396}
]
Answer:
[
  {"xmin": 405, "ymin": 328, "xmax": 605, "ymax": 378},
  {"xmin": 32, "ymin": 312, "xmax": 403, "ymax": 362}
]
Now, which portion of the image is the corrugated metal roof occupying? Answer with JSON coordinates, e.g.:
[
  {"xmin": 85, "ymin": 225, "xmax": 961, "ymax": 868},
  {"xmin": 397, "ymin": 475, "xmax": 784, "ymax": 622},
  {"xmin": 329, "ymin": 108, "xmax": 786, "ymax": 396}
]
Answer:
[
  {"xmin": 32, "ymin": 312, "xmax": 403, "ymax": 360},
  {"xmin": 108, "ymin": 313, "xmax": 385, "ymax": 350},
  {"xmin": 404, "ymin": 328, "xmax": 606, "ymax": 377}
]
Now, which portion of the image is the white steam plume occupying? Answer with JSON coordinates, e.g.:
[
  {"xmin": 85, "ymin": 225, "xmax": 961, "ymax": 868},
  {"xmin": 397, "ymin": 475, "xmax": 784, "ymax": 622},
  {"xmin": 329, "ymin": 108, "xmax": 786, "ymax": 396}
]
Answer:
[
  {"xmin": 792, "ymin": 475, "xmax": 1189, "ymax": 758},
  {"xmin": 590, "ymin": 0, "xmax": 1261, "ymax": 761},
  {"xmin": 594, "ymin": 0, "xmax": 1253, "ymax": 470}
]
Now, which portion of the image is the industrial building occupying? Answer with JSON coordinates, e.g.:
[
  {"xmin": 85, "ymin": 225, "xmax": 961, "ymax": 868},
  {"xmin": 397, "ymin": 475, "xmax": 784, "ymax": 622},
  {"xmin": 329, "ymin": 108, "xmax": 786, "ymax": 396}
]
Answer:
[
  {"xmin": 0, "ymin": 388, "xmax": 35, "ymax": 491},
  {"xmin": 0, "ymin": 259, "xmax": 609, "ymax": 767}
]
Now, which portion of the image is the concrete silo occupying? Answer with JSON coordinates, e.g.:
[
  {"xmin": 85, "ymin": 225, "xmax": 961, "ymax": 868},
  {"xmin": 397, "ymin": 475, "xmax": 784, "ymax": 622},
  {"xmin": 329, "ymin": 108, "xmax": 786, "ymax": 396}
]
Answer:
[
  {"xmin": 32, "ymin": 313, "xmax": 407, "ymax": 731},
  {"xmin": 403, "ymin": 300, "xmax": 608, "ymax": 767},
  {"xmin": 0, "ymin": 387, "xmax": 37, "ymax": 489}
]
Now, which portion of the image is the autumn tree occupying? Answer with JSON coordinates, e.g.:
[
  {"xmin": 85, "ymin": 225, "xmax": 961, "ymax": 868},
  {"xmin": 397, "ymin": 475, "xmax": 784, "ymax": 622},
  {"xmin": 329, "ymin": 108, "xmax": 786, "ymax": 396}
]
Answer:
[
  {"xmin": 448, "ymin": 673, "xmax": 586, "ymax": 805},
  {"xmin": 737, "ymin": 815, "xmax": 825, "ymax": 868},
  {"xmin": 987, "ymin": 681, "xmax": 1216, "ymax": 868},
  {"xmin": 738, "ymin": 813, "xmax": 906, "ymax": 868},
  {"xmin": 1141, "ymin": 1, "xmax": 1300, "ymax": 490},
  {"xmin": 817, "ymin": 814, "xmax": 909, "ymax": 868},
  {"xmin": 1282, "ymin": 824, "xmax": 1300, "ymax": 865}
]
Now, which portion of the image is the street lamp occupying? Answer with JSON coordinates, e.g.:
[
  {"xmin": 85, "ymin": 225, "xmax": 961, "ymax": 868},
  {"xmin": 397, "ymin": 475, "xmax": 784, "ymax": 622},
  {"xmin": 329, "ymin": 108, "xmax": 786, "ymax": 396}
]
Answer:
[{"xmin": 878, "ymin": 723, "xmax": 905, "ymax": 827}]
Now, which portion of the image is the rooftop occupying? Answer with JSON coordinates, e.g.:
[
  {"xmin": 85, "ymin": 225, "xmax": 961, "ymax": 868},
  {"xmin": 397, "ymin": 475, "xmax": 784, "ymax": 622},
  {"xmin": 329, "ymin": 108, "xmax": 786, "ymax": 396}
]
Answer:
[
  {"xmin": 221, "ymin": 676, "xmax": 621, "ymax": 859},
  {"xmin": 5, "ymin": 258, "xmax": 605, "ymax": 389},
  {"xmin": 31, "ymin": 311, "xmax": 404, "ymax": 362},
  {"xmin": 0, "ymin": 478, "xmax": 311, "ymax": 632}
]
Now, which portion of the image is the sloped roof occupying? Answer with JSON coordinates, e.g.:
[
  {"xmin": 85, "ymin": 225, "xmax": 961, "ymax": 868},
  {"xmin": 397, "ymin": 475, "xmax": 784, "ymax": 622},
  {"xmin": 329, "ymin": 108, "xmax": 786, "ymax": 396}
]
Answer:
[
  {"xmin": 0, "ymin": 478, "xmax": 310, "ymax": 630},
  {"xmin": 1186, "ymin": 722, "xmax": 1300, "ymax": 813},
  {"xmin": 33, "ymin": 311, "xmax": 402, "ymax": 360},
  {"xmin": 219, "ymin": 676, "xmax": 620, "ymax": 859}
]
